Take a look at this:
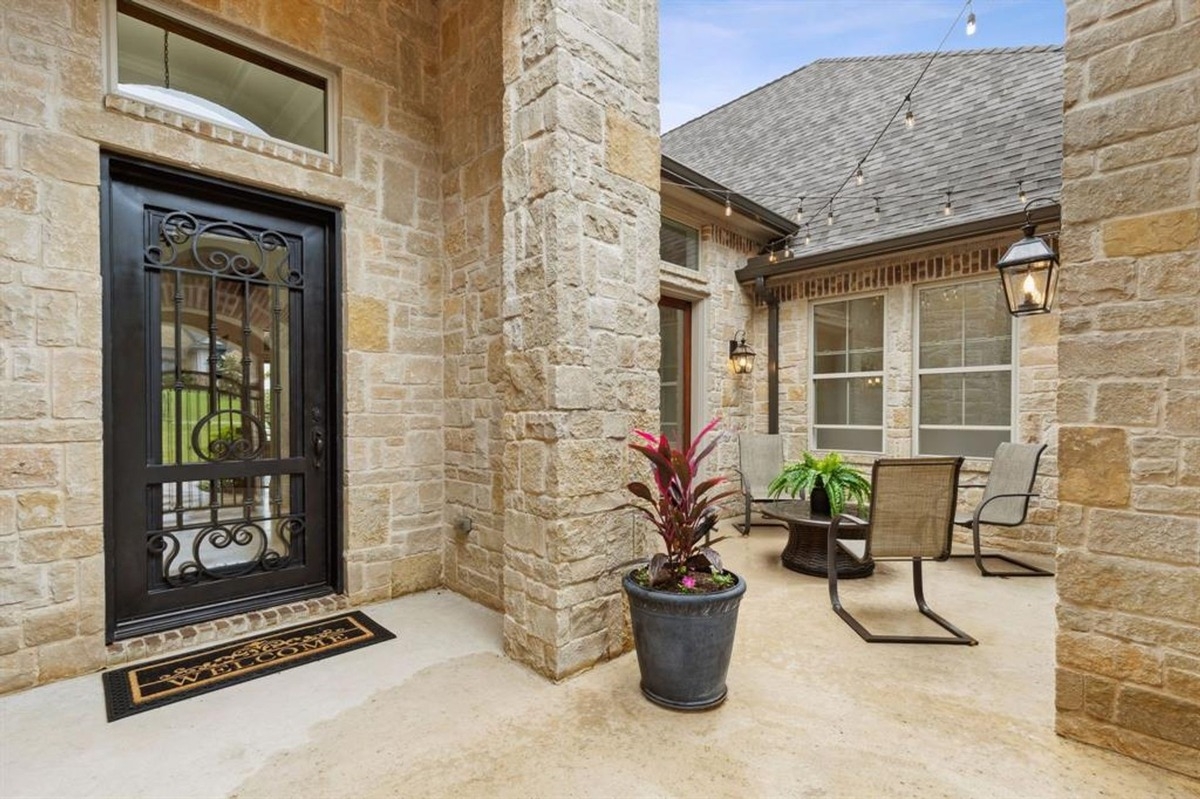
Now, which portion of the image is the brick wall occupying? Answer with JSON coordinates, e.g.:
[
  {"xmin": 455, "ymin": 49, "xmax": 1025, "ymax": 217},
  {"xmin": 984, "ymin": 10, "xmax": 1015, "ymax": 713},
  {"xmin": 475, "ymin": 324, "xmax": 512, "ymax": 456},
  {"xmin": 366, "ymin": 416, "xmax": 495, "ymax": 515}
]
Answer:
[
  {"xmin": 1056, "ymin": 0, "xmax": 1200, "ymax": 778},
  {"xmin": 767, "ymin": 234, "xmax": 1060, "ymax": 556}
]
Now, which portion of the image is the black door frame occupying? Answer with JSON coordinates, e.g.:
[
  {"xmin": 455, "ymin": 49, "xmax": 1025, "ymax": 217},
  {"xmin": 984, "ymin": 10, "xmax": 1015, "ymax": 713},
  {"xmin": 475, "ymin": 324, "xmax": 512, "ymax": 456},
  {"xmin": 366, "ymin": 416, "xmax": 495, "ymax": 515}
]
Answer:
[{"xmin": 100, "ymin": 154, "xmax": 344, "ymax": 641}]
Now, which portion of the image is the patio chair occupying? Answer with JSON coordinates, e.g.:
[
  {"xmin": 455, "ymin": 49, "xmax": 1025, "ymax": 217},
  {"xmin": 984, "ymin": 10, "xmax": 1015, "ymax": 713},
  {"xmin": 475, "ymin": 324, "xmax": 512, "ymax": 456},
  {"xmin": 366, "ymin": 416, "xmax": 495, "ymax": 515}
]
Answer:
[
  {"xmin": 733, "ymin": 433, "xmax": 788, "ymax": 534},
  {"xmin": 827, "ymin": 457, "xmax": 976, "ymax": 645},
  {"xmin": 952, "ymin": 442, "xmax": 1053, "ymax": 577}
]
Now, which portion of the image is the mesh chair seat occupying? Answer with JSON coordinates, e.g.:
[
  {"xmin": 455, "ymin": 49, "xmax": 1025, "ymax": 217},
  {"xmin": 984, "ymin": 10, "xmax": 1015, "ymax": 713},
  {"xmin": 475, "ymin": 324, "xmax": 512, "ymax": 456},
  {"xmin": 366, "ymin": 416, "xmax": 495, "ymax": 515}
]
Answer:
[
  {"xmin": 952, "ymin": 442, "xmax": 1052, "ymax": 577},
  {"xmin": 734, "ymin": 433, "xmax": 787, "ymax": 534},
  {"xmin": 828, "ymin": 457, "xmax": 976, "ymax": 645}
]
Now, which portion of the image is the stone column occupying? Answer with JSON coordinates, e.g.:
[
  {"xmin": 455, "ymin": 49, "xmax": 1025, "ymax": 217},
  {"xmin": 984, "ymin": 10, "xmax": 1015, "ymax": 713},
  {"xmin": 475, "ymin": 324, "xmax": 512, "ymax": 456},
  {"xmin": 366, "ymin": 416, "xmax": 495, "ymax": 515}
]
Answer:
[
  {"xmin": 1057, "ymin": 0, "xmax": 1200, "ymax": 778},
  {"xmin": 499, "ymin": 0, "xmax": 661, "ymax": 678}
]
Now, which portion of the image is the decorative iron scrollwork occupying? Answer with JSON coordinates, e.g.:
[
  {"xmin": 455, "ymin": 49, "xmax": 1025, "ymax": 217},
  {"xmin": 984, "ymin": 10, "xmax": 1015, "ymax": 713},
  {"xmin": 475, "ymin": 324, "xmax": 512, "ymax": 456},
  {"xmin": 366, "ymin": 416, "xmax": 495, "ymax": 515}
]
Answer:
[
  {"xmin": 148, "ymin": 515, "xmax": 301, "ymax": 587},
  {"xmin": 145, "ymin": 211, "xmax": 302, "ymax": 286},
  {"xmin": 190, "ymin": 408, "xmax": 266, "ymax": 462}
]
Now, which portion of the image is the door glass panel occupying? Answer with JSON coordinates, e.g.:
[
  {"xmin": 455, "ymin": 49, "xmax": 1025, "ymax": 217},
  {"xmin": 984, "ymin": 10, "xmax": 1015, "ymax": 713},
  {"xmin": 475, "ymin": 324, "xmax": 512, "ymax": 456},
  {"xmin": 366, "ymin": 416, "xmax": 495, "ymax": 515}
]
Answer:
[
  {"xmin": 142, "ymin": 210, "xmax": 305, "ymax": 589},
  {"xmin": 147, "ymin": 475, "xmax": 304, "ymax": 586},
  {"xmin": 659, "ymin": 304, "xmax": 686, "ymax": 449}
]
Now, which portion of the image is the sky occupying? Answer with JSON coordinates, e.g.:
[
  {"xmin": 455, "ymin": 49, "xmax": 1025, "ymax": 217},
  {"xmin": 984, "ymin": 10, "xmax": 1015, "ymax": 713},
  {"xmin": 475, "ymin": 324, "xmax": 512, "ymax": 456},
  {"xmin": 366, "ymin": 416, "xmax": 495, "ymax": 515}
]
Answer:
[{"xmin": 660, "ymin": 0, "xmax": 1066, "ymax": 131}]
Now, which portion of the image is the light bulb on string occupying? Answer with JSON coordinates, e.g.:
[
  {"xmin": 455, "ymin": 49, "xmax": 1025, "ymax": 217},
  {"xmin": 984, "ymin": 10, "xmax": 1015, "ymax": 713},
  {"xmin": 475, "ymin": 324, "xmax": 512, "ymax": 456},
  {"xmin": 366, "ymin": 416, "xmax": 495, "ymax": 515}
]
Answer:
[
  {"xmin": 784, "ymin": 242, "xmax": 793, "ymax": 259},
  {"xmin": 873, "ymin": 197, "xmax": 881, "ymax": 221},
  {"xmin": 804, "ymin": 226, "xmax": 811, "ymax": 246},
  {"xmin": 724, "ymin": 194, "xmax": 732, "ymax": 217},
  {"xmin": 943, "ymin": 192, "xmax": 953, "ymax": 216},
  {"xmin": 768, "ymin": 249, "xmax": 776, "ymax": 263},
  {"xmin": 966, "ymin": 1, "xmax": 977, "ymax": 36},
  {"xmin": 1018, "ymin": 180, "xmax": 1027, "ymax": 203},
  {"xmin": 827, "ymin": 204, "xmax": 834, "ymax": 226},
  {"xmin": 794, "ymin": 199, "xmax": 804, "ymax": 223},
  {"xmin": 855, "ymin": 166, "xmax": 864, "ymax": 186},
  {"xmin": 904, "ymin": 95, "xmax": 915, "ymax": 129}
]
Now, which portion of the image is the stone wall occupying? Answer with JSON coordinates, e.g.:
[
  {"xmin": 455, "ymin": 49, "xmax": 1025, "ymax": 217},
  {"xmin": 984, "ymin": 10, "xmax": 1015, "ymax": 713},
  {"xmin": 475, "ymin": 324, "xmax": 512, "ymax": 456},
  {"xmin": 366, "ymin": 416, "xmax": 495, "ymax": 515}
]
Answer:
[
  {"xmin": 764, "ymin": 234, "xmax": 1060, "ymax": 556},
  {"xmin": 1, "ymin": 0, "xmax": 448, "ymax": 691},
  {"xmin": 499, "ymin": 0, "xmax": 661, "ymax": 679},
  {"xmin": 440, "ymin": 0, "xmax": 506, "ymax": 611},
  {"xmin": 1056, "ymin": 0, "xmax": 1200, "ymax": 778}
]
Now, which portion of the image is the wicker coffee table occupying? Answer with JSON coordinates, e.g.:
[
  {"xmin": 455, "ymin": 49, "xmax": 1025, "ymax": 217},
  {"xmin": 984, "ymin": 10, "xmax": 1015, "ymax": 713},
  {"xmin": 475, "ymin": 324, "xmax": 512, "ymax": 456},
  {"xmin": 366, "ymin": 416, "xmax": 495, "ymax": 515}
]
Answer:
[{"xmin": 761, "ymin": 501, "xmax": 874, "ymax": 579}]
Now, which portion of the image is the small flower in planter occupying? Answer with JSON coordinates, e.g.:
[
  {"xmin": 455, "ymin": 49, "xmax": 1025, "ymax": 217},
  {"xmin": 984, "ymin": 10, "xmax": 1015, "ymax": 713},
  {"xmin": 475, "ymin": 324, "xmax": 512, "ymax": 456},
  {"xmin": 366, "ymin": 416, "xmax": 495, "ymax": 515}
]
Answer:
[{"xmin": 624, "ymin": 418, "xmax": 739, "ymax": 593}]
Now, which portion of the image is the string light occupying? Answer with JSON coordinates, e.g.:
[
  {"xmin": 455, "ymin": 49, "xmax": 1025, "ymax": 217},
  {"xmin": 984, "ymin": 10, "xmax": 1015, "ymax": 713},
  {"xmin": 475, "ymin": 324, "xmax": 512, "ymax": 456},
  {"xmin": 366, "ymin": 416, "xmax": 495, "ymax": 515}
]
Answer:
[
  {"xmin": 768, "ymin": 249, "xmax": 777, "ymax": 263},
  {"xmin": 724, "ymin": 194, "xmax": 732, "ymax": 217},
  {"xmin": 794, "ymin": 199, "xmax": 804, "ymax": 223},
  {"xmin": 966, "ymin": 1, "xmax": 977, "ymax": 35},
  {"xmin": 904, "ymin": 96, "xmax": 915, "ymax": 129},
  {"xmin": 1018, "ymin": 180, "xmax": 1027, "ymax": 203},
  {"xmin": 855, "ymin": 166, "xmax": 864, "ymax": 186},
  {"xmin": 804, "ymin": 226, "xmax": 811, "ymax": 245},
  {"xmin": 873, "ymin": 197, "xmax": 881, "ymax": 221},
  {"xmin": 827, "ymin": 204, "xmax": 835, "ymax": 226},
  {"xmin": 784, "ymin": 242, "xmax": 793, "ymax": 258},
  {"xmin": 943, "ymin": 192, "xmax": 953, "ymax": 215}
]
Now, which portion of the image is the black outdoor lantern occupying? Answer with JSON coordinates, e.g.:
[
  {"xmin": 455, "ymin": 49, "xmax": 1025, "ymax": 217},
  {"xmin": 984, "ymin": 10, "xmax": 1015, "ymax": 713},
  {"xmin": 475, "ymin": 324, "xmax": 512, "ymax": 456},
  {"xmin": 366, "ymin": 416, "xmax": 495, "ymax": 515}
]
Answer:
[
  {"xmin": 996, "ymin": 198, "xmax": 1060, "ymax": 317},
  {"xmin": 729, "ymin": 330, "xmax": 756, "ymax": 374}
]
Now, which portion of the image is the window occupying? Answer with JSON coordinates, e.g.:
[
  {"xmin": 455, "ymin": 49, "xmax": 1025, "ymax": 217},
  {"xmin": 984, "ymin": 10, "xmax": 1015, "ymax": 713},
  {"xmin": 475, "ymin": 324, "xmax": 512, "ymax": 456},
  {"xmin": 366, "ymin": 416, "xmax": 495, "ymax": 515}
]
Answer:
[
  {"xmin": 113, "ymin": 1, "xmax": 330, "ymax": 153},
  {"xmin": 811, "ymin": 296, "xmax": 884, "ymax": 452},
  {"xmin": 916, "ymin": 279, "xmax": 1014, "ymax": 457},
  {"xmin": 660, "ymin": 217, "xmax": 698, "ymax": 270}
]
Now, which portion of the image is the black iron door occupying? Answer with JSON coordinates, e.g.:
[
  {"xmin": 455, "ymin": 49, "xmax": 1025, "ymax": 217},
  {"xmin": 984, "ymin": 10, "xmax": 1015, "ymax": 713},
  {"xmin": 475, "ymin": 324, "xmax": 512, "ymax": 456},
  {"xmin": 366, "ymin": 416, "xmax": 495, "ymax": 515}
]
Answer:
[{"xmin": 102, "ymin": 156, "xmax": 341, "ymax": 640}]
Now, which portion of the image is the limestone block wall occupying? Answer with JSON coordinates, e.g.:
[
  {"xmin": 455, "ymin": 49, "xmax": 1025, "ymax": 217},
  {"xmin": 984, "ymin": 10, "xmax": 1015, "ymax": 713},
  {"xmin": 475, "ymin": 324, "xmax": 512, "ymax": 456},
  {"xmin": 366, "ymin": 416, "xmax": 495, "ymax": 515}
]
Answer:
[
  {"xmin": 500, "ymin": 0, "xmax": 661, "ymax": 679},
  {"xmin": 0, "ymin": 0, "xmax": 448, "ymax": 691},
  {"xmin": 439, "ymin": 0, "xmax": 506, "ymax": 611},
  {"xmin": 763, "ymin": 235, "xmax": 1059, "ymax": 555},
  {"xmin": 657, "ymin": 216, "xmax": 762, "ymax": 476},
  {"xmin": 1057, "ymin": 0, "xmax": 1200, "ymax": 778}
]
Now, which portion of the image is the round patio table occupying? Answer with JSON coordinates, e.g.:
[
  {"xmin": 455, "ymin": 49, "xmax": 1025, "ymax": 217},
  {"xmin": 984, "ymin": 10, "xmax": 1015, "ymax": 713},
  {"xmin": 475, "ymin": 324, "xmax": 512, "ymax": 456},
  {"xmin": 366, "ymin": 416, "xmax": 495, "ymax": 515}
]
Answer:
[{"xmin": 761, "ymin": 500, "xmax": 874, "ymax": 579}]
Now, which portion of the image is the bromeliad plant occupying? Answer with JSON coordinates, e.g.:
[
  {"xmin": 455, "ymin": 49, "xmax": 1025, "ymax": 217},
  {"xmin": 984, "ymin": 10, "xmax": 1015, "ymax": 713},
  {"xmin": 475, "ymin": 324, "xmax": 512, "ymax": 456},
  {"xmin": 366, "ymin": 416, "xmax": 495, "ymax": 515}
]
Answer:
[{"xmin": 625, "ymin": 419, "xmax": 739, "ymax": 593}]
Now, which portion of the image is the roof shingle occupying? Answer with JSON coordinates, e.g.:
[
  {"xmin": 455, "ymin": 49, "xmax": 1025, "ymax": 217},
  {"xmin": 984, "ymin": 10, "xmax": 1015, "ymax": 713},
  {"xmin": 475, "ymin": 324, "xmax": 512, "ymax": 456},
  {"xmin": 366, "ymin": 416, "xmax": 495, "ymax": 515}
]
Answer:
[{"xmin": 662, "ymin": 46, "xmax": 1064, "ymax": 258}]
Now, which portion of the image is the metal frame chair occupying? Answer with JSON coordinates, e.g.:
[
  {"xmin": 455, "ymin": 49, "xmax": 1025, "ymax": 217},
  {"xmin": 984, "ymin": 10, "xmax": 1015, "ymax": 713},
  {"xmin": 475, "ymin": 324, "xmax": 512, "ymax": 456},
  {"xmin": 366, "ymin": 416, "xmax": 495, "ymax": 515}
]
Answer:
[
  {"xmin": 952, "ymin": 442, "xmax": 1053, "ymax": 577},
  {"xmin": 733, "ymin": 433, "xmax": 788, "ymax": 534},
  {"xmin": 827, "ymin": 457, "xmax": 977, "ymax": 645}
]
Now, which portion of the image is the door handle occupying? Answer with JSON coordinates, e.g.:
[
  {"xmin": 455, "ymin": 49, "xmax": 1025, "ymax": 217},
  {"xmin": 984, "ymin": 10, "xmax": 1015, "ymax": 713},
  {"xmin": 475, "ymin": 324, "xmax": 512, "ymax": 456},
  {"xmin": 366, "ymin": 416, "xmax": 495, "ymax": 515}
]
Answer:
[{"xmin": 312, "ymin": 429, "xmax": 325, "ymax": 469}]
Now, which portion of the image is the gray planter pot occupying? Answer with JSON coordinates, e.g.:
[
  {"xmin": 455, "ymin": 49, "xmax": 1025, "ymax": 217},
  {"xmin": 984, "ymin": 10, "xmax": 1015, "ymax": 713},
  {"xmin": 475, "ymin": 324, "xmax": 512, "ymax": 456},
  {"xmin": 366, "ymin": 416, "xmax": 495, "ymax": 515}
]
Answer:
[{"xmin": 622, "ymin": 570, "xmax": 746, "ymax": 711}]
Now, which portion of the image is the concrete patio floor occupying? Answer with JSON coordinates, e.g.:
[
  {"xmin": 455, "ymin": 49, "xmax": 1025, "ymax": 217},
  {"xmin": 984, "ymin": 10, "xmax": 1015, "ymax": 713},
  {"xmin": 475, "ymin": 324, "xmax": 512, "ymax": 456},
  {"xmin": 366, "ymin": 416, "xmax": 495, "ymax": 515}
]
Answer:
[{"xmin": 3, "ymin": 521, "xmax": 1199, "ymax": 799}]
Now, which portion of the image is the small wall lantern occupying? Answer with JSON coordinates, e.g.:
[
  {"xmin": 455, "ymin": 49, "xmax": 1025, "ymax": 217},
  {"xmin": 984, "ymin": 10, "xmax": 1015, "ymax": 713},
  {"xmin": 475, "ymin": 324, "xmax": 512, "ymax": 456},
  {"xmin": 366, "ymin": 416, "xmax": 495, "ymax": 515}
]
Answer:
[
  {"xmin": 729, "ymin": 330, "xmax": 755, "ymax": 374},
  {"xmin": 996, "ymin": 198, "xmax": 1059, "ymax": 317}
]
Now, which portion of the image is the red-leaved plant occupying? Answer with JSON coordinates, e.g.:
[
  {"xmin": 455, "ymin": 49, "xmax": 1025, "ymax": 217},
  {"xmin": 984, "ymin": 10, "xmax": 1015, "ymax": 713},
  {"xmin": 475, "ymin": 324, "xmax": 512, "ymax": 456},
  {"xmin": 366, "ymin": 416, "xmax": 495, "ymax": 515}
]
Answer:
[{"xmin": 625, "ymin": 418, "xmax": 739, "ymax": 592}]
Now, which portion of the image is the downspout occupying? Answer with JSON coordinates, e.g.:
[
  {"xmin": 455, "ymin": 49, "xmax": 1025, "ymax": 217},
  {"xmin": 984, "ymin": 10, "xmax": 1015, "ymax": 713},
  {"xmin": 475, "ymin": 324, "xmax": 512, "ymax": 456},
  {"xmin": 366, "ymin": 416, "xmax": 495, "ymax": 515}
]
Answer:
[{"xmin": 755, "ymin": 277, "xmax": 780, "ymax": 434}]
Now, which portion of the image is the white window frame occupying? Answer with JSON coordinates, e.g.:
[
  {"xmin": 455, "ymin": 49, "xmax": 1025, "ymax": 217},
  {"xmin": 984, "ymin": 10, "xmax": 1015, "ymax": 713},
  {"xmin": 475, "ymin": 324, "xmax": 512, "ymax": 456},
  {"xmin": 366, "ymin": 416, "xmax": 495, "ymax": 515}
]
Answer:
[
  {"xmin": 912, "ymin": 276, "xmax": 1017, "ymax": 458},
  {"xmin": 808, "ymin": 292, "xmax": 886, "ymax": 454},
  {"xmin": 103, "ymin": 0, "xmax": 340, "ymax": 160}
]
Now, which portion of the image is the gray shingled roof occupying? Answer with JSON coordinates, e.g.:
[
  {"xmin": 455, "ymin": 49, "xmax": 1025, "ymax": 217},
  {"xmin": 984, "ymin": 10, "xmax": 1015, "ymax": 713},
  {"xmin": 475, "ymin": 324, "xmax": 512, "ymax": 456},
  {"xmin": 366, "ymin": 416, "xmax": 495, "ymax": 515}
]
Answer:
[{"xmin": 662, "ymin": 46, "xmax": 1063, "ymax": 258}]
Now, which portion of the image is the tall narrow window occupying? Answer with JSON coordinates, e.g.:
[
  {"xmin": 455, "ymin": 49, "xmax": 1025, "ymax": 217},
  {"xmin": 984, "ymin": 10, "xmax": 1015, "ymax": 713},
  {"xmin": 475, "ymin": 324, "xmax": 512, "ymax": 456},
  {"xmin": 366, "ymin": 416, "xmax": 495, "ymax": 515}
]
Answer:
[
  {"xmin": 660, "ymin": 217, "xmax": 699, "ymax": 270},
  {"xmin": 114, "ymin": 0, "xmax": 330, "ymax": 153},
  {"xmin": 659, "ymin": 298, "xmax": 692, "ymax": 449},
  {"xmin": 917, "ymin": 280, "xmax": 1014, "ymax": 457},
  {"xmin": 811, "ymin": 296, "xmax": 884, "ymax": 452}
]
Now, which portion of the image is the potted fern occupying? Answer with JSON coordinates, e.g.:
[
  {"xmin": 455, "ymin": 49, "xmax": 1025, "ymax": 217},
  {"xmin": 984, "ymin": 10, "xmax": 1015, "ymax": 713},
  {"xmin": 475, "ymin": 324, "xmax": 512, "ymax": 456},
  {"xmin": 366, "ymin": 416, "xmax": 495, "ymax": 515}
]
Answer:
[
  {"xmin": 767, "ymin": 451, "xmax": 871, "ymax": 517},
  {"xmin": 622, "ymin": 418, "xmax": 746, "ymax": 710}
]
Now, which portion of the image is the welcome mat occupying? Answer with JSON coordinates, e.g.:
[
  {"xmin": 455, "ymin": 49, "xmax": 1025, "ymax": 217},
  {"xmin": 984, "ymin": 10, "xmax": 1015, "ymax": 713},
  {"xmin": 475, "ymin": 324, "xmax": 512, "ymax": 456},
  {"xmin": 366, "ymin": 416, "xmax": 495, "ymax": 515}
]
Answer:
[{"xmin": 102, "ymin": 611, "xmax": 394, "ymax": 721}]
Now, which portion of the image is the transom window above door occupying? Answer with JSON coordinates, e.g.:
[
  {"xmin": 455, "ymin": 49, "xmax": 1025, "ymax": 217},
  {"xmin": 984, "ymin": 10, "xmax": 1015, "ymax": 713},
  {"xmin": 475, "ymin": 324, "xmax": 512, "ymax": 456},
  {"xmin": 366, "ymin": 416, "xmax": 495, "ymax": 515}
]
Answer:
[
  {"xmin": 111, "ymin": 0, "xmax": 333, "ymax": 154},
  {"xmin": 811, "ymin": 295, "xmax": 884, "ymax": 453},
  {"xmin": 660, "ymin": 217, "xmax": 699, "ymax": 270}
]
